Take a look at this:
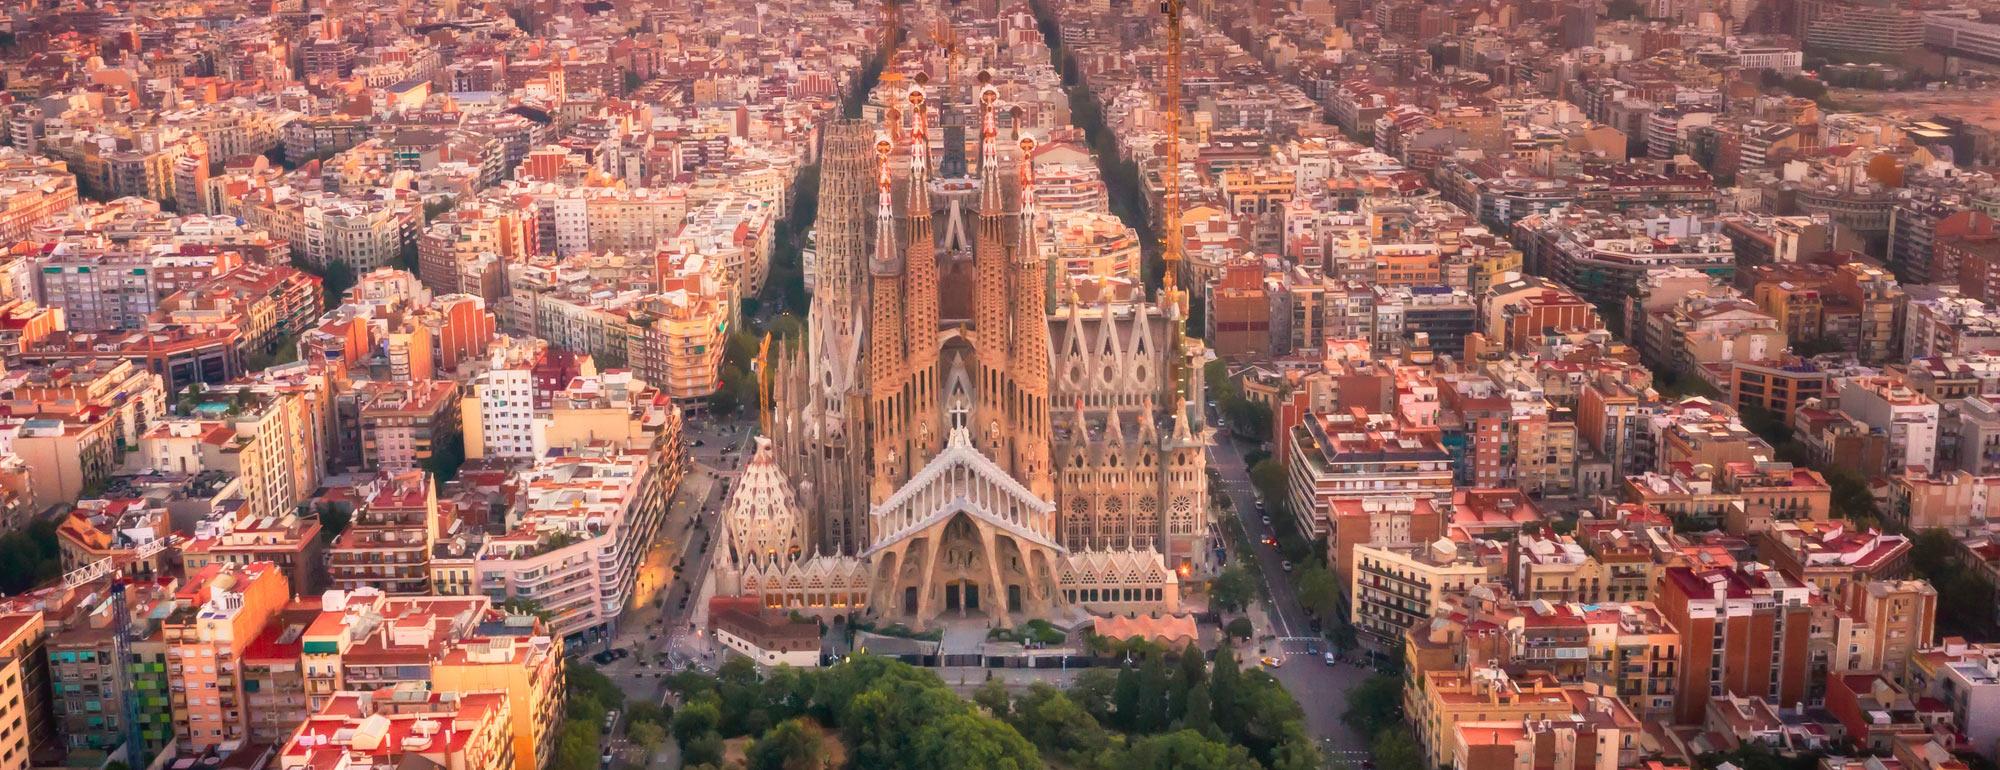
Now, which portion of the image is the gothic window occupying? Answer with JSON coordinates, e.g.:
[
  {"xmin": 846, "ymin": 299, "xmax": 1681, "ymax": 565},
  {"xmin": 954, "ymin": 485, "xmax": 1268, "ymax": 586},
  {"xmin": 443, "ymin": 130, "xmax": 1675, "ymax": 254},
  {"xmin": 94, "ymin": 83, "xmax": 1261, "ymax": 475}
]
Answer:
[
  {"xmin": 1169, "ymin": 494, "xmax": 1196, "ymax": 534},
  {"xmin": 1068, "ymin": 496, "xmax": 1090, "ymax": 516},
  {"xmin": 1103, "ymin": 496, "xmax": 1124, "ymax": 516},
  {"xmin": 1138, "ymin": 495, "xmax": 1159, "ymax": 517}
]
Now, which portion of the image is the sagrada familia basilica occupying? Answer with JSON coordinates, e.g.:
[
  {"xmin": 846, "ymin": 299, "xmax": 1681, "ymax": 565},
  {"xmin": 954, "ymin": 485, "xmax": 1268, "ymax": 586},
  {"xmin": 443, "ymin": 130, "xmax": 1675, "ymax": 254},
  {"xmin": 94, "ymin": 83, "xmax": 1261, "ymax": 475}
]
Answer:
[{"xmin": 704, "ymin": 69, "xmax": 1213, "ymax": 630}]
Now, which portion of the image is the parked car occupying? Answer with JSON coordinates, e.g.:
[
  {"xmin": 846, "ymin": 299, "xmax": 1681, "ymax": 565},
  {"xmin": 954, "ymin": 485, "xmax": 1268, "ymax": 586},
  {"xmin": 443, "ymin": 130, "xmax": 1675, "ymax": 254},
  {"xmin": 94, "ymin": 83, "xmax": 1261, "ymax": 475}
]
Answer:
[
  {"xmin": 1260, "ymin": 656, "xmax": 1283, "ymax": 668},
  {"xmin": 1324, "ymin": 651, "xmax": 1337, "ymax": 666},
  {"xmin": 1280, "ymin": 560, "xmax": 1293, "ymax": 572}
]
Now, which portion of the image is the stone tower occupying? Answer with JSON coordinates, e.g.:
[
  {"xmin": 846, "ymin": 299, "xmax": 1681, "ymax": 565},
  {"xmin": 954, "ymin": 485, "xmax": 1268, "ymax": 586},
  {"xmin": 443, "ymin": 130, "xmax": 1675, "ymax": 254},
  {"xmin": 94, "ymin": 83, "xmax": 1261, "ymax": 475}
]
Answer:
[
  {"xmin": 971, "ymin": 79, "xmax": 1015, "ymax": 469},
  {"xmin": 807, "ymin": 120, "xmax": 876, "ymax": 554},
  {"xmin": 1010, "ymin": 127, "xmax": 1054, "ymax": 500}
]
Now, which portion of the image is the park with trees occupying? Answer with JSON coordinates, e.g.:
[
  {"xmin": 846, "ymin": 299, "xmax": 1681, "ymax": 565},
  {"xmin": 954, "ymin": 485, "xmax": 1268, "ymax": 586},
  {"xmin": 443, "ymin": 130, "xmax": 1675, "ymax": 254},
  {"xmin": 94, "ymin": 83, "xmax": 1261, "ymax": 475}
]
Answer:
[{"xmin": 659, "ymin": 649, "xmax": 1321, "ymax": 770}]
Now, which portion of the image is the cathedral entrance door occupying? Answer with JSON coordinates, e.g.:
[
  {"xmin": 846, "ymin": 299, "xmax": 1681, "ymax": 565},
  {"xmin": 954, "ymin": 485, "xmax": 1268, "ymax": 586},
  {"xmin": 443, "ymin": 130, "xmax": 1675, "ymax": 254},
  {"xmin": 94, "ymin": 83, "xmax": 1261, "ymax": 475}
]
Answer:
[
  {"xmin": 904, "ymin": 587, "xmax": 918, "ymax": 616},
  {"xmin": 1007, "ymin": 584, "xmax": 1021, "ymax": 613},
  {"xmin": 964, "ymin": 583, "xmax": 980, "ymax": 612},
  {"xmin": 945, "ymin": 584, "xmax": 961, "ymax": 612}
]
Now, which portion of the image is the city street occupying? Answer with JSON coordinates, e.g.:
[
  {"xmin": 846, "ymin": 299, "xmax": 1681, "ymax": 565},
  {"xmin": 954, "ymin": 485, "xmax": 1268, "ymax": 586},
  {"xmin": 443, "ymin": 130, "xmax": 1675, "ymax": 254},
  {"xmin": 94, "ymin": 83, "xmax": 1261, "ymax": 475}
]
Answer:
[
  {"xmin": 1206, "ymin": 431, "xmax": 1373, "ymax": 759},
  {"xmin": 587, "ymin": 412, "xmax": 759, "ymax": 703}
]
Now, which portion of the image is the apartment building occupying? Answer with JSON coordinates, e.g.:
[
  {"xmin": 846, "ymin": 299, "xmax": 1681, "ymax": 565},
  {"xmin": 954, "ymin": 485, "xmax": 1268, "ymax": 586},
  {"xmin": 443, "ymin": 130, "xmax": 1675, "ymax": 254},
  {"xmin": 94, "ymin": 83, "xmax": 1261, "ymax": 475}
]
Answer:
[
  {"xmin": 1350, "ymin": 538, "xmax": 1505, "ymax": 650},
  {"xmin": 463, "ymin": 337, "xmax": 553, "ymax": 461},
  {"xmin": 0, "ymin": 149, "xmax": 78, "ymax": 243},
  {"xmin": 54, "ymin": 498, "xmax": 173, "ymax": 577},
  {"xmin": 162, "ymin": 562, "xmax": 290, "ymax": 751},
  {"xmin": 40, "ymin": 578, "xmax": 178, "ymax": 763},
  {"xmin": 474, "ymin": 442, "xmax": 669, "ymax": 643},
  {"xmin": 1409, "ymin": 668, "xmax": 1631, "ymax": 768},
  {"xmin": 0, "ymin": 612, "xmax": 51, "ymax": 770},
  {"xmin": 432, "ymin": 630, "xmax": 566, "ymax": 770},
  {"xmin": 279, "ymin": 688, "xmax": 514, "ymax": 770},
  {"xmin": 181, "ymin": 505, "xmax": 325, "ymax": 595},
  {"xmin": 1655, "ymin": 565, "xmax": 1818, "ymax": 724},
  {"xmin": 1286, "ymin": 411, "xmax": 1455, "ymax": 539},
  {"xmin": 1756, "ymin": 521, "xmax": 1911, "ymax": 596},
  {"xmin": 357, "ymin": 381, "xmax": 462, "ymax": 471},
  {"xmin": 624, "ymin": 247, "xmax": 735, "ymax": 402},
  {"xmin": 141, "ymin": 388, "xmax": 318, "ymax": 522},
  {"xmin": 1325, "ymin": 496, "xmax": 1443, "ymax": 587},
  {"xmin": 1909, "ymin": 640, "xmax": 2000, "ymax": 760},
  {"xmin": 327, "ymin": 471, "xmax": 441, "ymax": 595},
  {"xmin": 1838, "ymin": 376, "xmax": 1941, "ymax": 475}
]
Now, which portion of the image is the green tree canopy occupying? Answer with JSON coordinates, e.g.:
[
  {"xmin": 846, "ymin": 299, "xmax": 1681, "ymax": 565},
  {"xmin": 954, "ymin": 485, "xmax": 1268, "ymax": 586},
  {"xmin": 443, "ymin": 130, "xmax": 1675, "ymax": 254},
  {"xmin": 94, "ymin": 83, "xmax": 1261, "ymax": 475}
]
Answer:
[
  {"xmin": 1118, "ymin": 729, "xmax": 1262, "ymax": 770},
  {"xmin": 1211, "ymin": 567, "xmax": 1256, "ymax": 613},
  {"xmin": 746, "ymin": 718, "xmax": 823, "ymax": 770},
  {"xmin": 1296, "ymin": 565, "xmax": 1340, "ymax": 620},
  {"xmin": 1342, "ymin": 675, "xmax": 1405, "ymax": 738}
]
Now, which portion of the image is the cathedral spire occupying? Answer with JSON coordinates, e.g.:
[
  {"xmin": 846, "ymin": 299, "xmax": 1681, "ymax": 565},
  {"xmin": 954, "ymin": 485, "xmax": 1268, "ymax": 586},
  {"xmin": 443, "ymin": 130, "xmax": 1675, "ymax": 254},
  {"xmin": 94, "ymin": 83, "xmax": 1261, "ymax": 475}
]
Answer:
[
  {"xmin": 1010, "ymin": 125, "xmax": 1055, "ymax": 499},
  {"xmin": 908, "ymin": 76, "xmax": 932, "ymax": 194},
  {"xmin": 902, "ymin": 80, "xmax": 943, "ymax": 462},
  {"xmin": 976, "ymin": 72, "xmax": 1005, "ymax": 216},
  {"xmin": 867, "ymin": 126, "xmax": 909, "ymax": 505}
]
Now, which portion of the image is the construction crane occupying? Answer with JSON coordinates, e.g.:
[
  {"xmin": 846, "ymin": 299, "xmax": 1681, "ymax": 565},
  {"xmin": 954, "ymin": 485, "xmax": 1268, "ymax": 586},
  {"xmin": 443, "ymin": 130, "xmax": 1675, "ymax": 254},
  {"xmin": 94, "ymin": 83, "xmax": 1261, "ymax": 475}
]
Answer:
[{"xmin": 1159, "ymin": 0, "xmax": 1187, "ymax": 308}]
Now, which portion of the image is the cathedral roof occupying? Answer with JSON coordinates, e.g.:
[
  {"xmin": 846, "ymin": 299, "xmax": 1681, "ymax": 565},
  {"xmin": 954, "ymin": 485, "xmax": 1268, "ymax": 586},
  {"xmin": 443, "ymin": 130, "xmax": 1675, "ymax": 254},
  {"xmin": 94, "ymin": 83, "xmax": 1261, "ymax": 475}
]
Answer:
[
  {"xmin": 862, "ymin": 426, "xmax": 1063, "ymax": 558},
  {"xmin": 721, "ymin": 437, "xmax": 807, "ymax": 563}
]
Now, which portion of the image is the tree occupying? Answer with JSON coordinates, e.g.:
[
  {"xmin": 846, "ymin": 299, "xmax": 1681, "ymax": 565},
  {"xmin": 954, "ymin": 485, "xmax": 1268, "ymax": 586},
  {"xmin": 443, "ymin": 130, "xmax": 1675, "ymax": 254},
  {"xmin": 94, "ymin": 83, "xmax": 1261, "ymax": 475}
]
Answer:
[
  {"xmin": 671, "ymin": 701, "xmax": 721, "ymax": 747},
  {"xmin": 0, "ymin": 519, "xmax": 62, "ymax": 595},
  {"xmin": 908, "ymin": 712, "xmax": 1042, "ymax": 770},
  {"xmin": 1913, "ymin": 528, "xmax": 1998, "ymax": 635},
  {"xmin": 1179, "ymin": 685, "xmax": 1217, "ymax": 738},
  {"xmin": 1007, "ymin": 683, "xmax": 1112, "ymax": 761},
  {"xmin": 724, "ymin": 331, "xmax": 760, "ymax": 370},
  {"xmin": 1205, "ymin": 360, "xmax": 1234, "ymax": 399},
  {"xmin": 1342, "ymin": 676, "xmax": 1405, "ymax": 738},
  {"xmin": 1068, "ymin": 669, "xmax": 1120, "ymax": 726},
  {"xmin": 1328, "ymin": 617, "xmax": 1359, "ymax": 654},
  {"xmin": 424, "ymin": 432, "xmax": 467, "ymax": 483},
  {"xmin": 714, "ymin": 364, "xmax": 755, "ymax": 415},
  {"xmin": 1112, "ymin": 665, "xmax": 1142, "ymax": 732},
  {"xmin": 627, "ymin": 721, "xmax": 666, "ymax": 750},
  {"xmin": 1221, "ymin": 397, "xmax": 1274, "ymax": 440},
  {"xmin": 315, "ymin": 258, "xmax": 358, "ymax": 307},
  {"xmin": 423, "ymin": 196, "xmax": 458, "ymax": 223},
  {"xmin": 681, "ymin": 731, "xmax": 725, "ymax": 767},
  {"xmin": 313, "ymin": 502, "xmax": 353, "ymax": 545},
  {"xmin": 1211, "ymin": 567, "xmax": 1255, "ymax": 613},
  {"xmin": 552, "ymin": 720, "xmax": 599, "ymax": 770},
  {"xmin": 568, "ymin": 664, "xmax": 626, "ymax": 712},
  {"xmin": 974, "ymin": 677, "xmax": 1011, "ymax": 720},
  {"xmin": 1782, "ymin": 74, "xmax": 1829, "ymax": 101},
  {"xmin": 1133, "ymin": 653, "xmax": 1171, "ymax": 732},
  {"xmin": 1118, "ymin": 730, "xmax": 1263, "ymax": 770},
  {"xmin": 768, "ymin": 313, "xmax": 807, "ymax": 348},
  {"xmin": 1296, "ymin": 565, "xmax": 1339, "ymax": 620},
  {"xmin": 1171, "ymin": 641, "xmax": 1206, "ymax": 719},
  {"xmin": 1248, "ymin": 459, "xmax": 1287, "ymax": 503},
  {"xmin": 1825, "ymin": 466, "xmax": 1879, "ymax": 524},
  {"xmin": 1208, "ymin": 643, "xmax": 1243, "ymax": 736},
  {"xmin": 1372, "ymin": 730, "xmax": 1425, "ymax": 770},
  {"xmin": 623, "ymin": 71, "xmax": 644, "ymax": 95},
  {"xmin": 746, "ymin": 718, "xmax": 822, "ymax": 770},
  {"xmin": 626, "ymin": 701, "xmax": 670, "ymax": 727},
  {"xmin": 1225, "ymin": 616, "xmax": 1254, "ymax": 640}
]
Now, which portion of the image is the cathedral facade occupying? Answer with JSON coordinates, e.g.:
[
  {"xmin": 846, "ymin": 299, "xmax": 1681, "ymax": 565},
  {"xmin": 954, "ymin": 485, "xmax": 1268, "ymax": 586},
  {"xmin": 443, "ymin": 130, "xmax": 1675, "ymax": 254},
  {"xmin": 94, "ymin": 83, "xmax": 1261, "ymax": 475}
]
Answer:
[{"xmin": 707, "ymin": 75, "xmax": 1211, "ymax": 630}]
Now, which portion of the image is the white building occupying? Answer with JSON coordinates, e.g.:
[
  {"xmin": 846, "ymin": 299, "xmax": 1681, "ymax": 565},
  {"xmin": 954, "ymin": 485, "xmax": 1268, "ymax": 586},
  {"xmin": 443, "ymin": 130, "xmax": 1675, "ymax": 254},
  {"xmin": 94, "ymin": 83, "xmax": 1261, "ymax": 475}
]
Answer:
[{"xmin": 1839, "ymin": 376, "xmax": 1941, "ymax": 474}]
